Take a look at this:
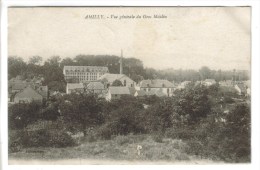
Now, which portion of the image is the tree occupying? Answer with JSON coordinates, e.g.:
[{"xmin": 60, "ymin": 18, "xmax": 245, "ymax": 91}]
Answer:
[
  {"xmin": 145, "ymin": 97, "xmax": 175, "ymax": 133},
  {"xmin": 28, "ymin": 56, "xmax": 42, "ymax": 65},
  {"xmin": 174, "ymin": 83, "xmax": 212, "ymax": 124},
  {"xmin": 48, "ymin": 81, "xmax": 66, "ymax": 92},
  {"xmin": 42, "ymin": 56, "xmax": 65, "ymax": 92},
  {"xmin": 46, "ymin": 56, "xmax": 61, "ymax": 66},
  {"xmin": 214, "ymin": 69, "xmax": 223, "ymax": 82},
  {"xmin": 41, "ymin": 104, "xmax": 60, "ymax": 121},
  {"xmin": 224, "ymin": 104, "xmax": 251, "ymax": 161},
  {"xmin": 112, "ymin": 79, "xmax": 123, "ymax": 86},
  {"xmin": 9, "ymin": 102, "xmax": 42, "ymax": 129},
  {"xmin": 199, "ymin": 66, "xmax": 212, "ymax": 80},
  {"xmin": 8, "ymin": 56, "xmax": 27, "ymax": 80},
  {"xmin": 59, "ymin": 93, "xmax": 104, "ymax": 136},
  {"xmin": 60, "ymin": 57, "xmax": 75, "ymax": 69}
]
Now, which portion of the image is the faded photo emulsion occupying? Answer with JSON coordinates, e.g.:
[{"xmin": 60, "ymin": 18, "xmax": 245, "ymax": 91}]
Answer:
[{"xmin": 8, "ymin": 7, "xmax": 251, "ymax": 164}]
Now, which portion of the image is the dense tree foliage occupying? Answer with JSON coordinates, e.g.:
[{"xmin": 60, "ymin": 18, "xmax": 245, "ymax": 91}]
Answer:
[
  {"xmin": 28, "ymin": 56, "xmax": 42, "ymax": 65},
  {"xmin": 9, "ymin": 102, "xmax": 42, "ymax": 129},
  {"xmin": 9, "ymin": 82, "xmax": 250, "ymax": 162},
  {"xmin": 112, "ymin": 79, "xmax": 123, "ymax": 86},
  {"xmin": 8, "ymin": 56, "xmax": 27, "ymax": 80},
  {"xmin": 173, "ymin": 84, "xmax": 212, "ymax": 123},
  {"xmin": 59, "ymin": 93, "xmax": 104, "ymax": 135}
]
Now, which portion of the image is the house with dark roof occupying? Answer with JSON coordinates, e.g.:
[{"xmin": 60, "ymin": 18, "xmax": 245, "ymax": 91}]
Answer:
[
  {"xmin": 99, "ymin": 73, "xmax": 136, "ymax": 88},
  {"xmin": 10, "ymin": 83, "xmax": 28, "ymax": 93},
  {"xmin": 14, "ymin": 86, "xmax": 43, "ymax": 103},
  {"xmin": 137, "ymin": 79, "xmax": 174, "ymax": 97}
]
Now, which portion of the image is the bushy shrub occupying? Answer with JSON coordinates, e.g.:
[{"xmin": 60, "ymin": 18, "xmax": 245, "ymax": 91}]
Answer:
[
  {"xmin": 223, "ymin": 96, "xmax": 234, "ymax": 104},
  {"xmin": 97, "ymin": 124, "xmax": 113, "ymax": 140},
  {"xmin": 8, "ymin": 102, "xmax": 42, "ymax": 130},
  {"xmin": 165, "ymin": 127, "xmax": 194, "ymax": 140},
  {"xmin": 184, "ymin": 140, "xmax": 204, "ymax": 156},
  {"xmin": 48, "ymin": 130, "xmax": 76, "ymax": 147},
  {"xmin": 9, "ymin": 130, "xmax": 23, "ymax": 153},
  {"xmin": 9, "ymin": 129, "xmax": 76, "ymax": 149},
  {"xmin": 152, "ymin": 133, "xmax": 163, "ymax": 143},
  {"xmin": 115, "ymin": 135, "xmax": 132, "ymax": 145}
]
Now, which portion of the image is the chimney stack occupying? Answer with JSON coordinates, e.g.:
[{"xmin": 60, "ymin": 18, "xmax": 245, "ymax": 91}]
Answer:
[{"xmin": 120, "ymin": 49, "xmax": 123, "ymax": 74}]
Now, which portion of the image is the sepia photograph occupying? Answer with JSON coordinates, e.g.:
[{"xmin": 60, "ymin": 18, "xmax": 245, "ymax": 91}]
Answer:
[{"xmin": 6, "ymin": 6, "xmax": 251, "ymax": 165}]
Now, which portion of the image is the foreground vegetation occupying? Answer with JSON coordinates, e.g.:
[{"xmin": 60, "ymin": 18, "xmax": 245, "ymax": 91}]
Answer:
[
  {"xmin": 9, "ymin": 83, "xmax": 250, "ymax": 163},
  {"xmin": 9, "ymin": 134, "xmax": 224, "ymax": 164}
]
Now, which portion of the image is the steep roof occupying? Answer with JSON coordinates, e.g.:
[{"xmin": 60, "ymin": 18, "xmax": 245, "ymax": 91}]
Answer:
[
  {"xmin": 15, "ymin": 86, "xmax": 43, "ymax": 99},
  {"xmin": 11, "ymin": 83, "xmax": 28, "ymax": 90},
  {"xmin": 109, "ymin": 86, "xmax": 131, "ymax": 95},
  {"xmin": 67, "ymin": 83, "xmax": 84, "ymax": 90},
  {"xmin": 139, "ymin": 79, "xmax": 174, "ymax": 88},
  {"xmin": 99, "ymin": 74, "xmax": 128, "ymax": 83},
  {"xmin": 86, "ymin": 82, "xmax": 105, "ymax": 90}
]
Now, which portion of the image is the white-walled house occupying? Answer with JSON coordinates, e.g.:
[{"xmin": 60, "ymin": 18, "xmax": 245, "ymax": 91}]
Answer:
[
  {"xmin": 138, "ymin": 79, "xmax": 174, "ymax": 97},
  {"xmin": 106, "ymin": 86, "xmax": 134, "ymax": 101}
]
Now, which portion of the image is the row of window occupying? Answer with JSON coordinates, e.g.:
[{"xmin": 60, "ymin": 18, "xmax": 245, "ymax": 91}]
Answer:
[
  {"xmin": 65, "ymin": 70, "xmax": 107, "ymax": 73},
  {"xmin": 143, "ymin": 88, "xmax": 172, "ymax": 92},
  {"xmin": 65, "ymin": 72, "xmax": 102, "ymax": 76},
  {"xmin": 65, "ymin": 76, "xmax": 98, "ymax": 81}
]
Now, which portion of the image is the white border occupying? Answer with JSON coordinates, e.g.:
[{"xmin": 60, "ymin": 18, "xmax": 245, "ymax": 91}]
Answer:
[{"xmin": 1, "ymin": 1, "xmax": 260, "ymax": 170}]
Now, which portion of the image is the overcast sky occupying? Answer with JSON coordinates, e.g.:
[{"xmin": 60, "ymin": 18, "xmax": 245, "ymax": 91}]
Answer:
[{"xmin": 8, "ymin": 7, "xmax": 250, "ymax": 70}]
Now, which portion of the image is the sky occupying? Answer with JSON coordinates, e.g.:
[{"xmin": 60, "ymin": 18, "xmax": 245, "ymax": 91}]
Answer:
[{"xmin": 8, "ymin": 7, "xmax": 251, "ymax": 70}]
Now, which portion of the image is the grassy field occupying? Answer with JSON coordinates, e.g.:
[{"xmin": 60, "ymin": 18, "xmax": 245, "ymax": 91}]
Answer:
[{"xmin": 9, "ymin": 134, "xmax": 224, "ymax": 164}]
